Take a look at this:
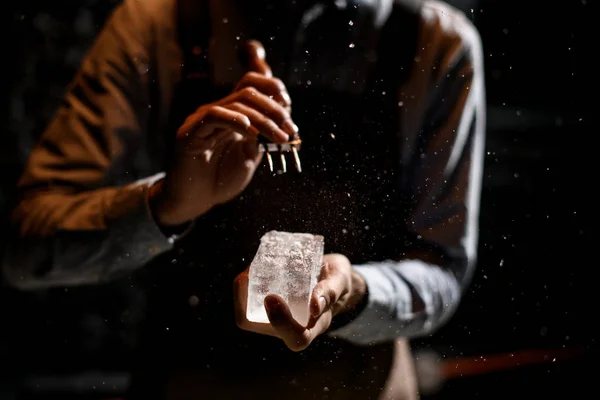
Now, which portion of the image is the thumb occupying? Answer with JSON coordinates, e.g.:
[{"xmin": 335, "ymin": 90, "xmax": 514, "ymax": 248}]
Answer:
[
  {"xmin": 238, "ymin": 40, "xmax": 272, "ymax": 77},
  {"xmin": 241, "ymin": 139, "xmax": 262, "ymax": 164}
]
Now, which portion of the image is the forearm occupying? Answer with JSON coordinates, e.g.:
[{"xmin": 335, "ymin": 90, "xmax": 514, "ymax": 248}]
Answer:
[
  {"xmin": 329, "ymin": 258, "xmax": 468, "ymax": 345},
  {"xmin": 2, "ymin": 174, "xmax": 174, "ymax": 289}
]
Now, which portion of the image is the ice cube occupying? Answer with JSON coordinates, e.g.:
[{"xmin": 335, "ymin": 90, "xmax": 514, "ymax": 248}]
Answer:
[{"xmin": 246, "ymin": 231, "xmax": 324, "ymax": 326}]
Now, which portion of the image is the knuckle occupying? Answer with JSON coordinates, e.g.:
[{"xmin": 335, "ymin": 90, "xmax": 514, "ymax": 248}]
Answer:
[
  {"xmin": 229, "ymin": 101, "xmax": 243, "ymax": 111},
  {"xmin": 203, "ymin": 106, "xmax": 220, "ymax": 121},
  {"xmin": 241, "ymin": 86, "xmax": 257, "ymax": 98},
  {"xmin": 325, "ymin": 287, "xmax": 337, "ymax": 304},
  {"xmin": 244, "ymin": 71, "xmax": 260, "ymax": 80}
]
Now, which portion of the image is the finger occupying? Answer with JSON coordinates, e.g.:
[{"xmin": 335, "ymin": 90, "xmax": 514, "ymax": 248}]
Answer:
[
  {"xmin": 199, "ymin": 106, "xmax": 260, "ymax": 138},
  {"xmin": 225, "ymin": 101, "xmax": 293, "ymax": 144},
  {"xmin": 178, "ymin": 106, "xmax": 258, "ymax": 142},
  {"xmin": 310, "ymin": 262, "xmax": 350, "ymax": 318},
  {"xmin": 239, "ymin": 40, "xmax": 272, "ymax": 77},
  {"xmin": 307, "ymin": 308, "xmax": 334, "ymax": 338},
  {"xmin": 264, "ymin": 294, "xmax": 313, "ymax": 352},
  {"xmin": 231, "ymin": 87, "xmax": 297, "ymax": 138},
  {"xmin": 233, "ymin": 269, "xmax": 250, "ymax": 327},
  {"xmin": 213, "ymin": 133, "xmax": 262, "ymax": 175},
  {"xmin": 240, "ymin": 138, "xmax": 261, "ymax": 164},
  {"xmin": 235, "ymin": 72, "xmax": 291, "ymax": 109},
  {"xmin": 233, "ymin": 270, "xmax": 277, "ymax": 337},
  {"xmin": 206, "ymin": 128, "xmax": 242, "ymax": 149}
]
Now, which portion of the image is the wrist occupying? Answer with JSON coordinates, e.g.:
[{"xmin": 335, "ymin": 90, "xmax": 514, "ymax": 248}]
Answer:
[
  {"xmin": 148, "ymin": 179, "xmax": 199, "ymax": 227},
  {"xmin": 329, "ymin": 269, "xmax": 369, "ymax": 331},
  {"xmin": 346, "ymin": 269, "xmax": 368, "ymax": 313}
]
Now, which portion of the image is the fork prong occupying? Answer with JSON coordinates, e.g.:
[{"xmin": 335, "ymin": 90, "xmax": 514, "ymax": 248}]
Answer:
[
  {"xmin": 265, "ymin": 148, "xmax": 274, "ymax": 172},
  {"xmin": 291, "ymin": 146, "xmax": 302, "ymax": 173},
  {"xmin": 279, "ymin": 148, "xmax": 287, "ymax": 173}
]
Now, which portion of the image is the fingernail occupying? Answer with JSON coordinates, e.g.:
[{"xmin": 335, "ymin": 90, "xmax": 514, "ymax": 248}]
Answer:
[
  {"xmin": 282, "ymin": 120, "xmax": 299, "ymax": 136},
  {"xmin": 318, "ymin": 297, "xmax": 327, "ymax": 313}
]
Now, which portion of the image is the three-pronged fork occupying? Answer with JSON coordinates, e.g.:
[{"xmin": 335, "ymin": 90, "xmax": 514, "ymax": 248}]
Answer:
[{"xmin": 258, "ymin": 136, "xmax": 302, "ymax": 173}]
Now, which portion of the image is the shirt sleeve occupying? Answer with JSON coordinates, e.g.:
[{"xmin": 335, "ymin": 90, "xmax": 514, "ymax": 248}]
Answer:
[
  {"xmin": 1, "ymin": 0, "xmax": 176, "ymax": 290},
  {"xmin": 329, "ymin": 2, "xmax": 486, "ymax": 344}
]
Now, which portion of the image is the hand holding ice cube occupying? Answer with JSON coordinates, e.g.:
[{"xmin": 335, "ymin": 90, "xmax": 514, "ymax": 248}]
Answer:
[{"xmin": 233, "ymin": 254, "xmax": 367, "ymax": 352}]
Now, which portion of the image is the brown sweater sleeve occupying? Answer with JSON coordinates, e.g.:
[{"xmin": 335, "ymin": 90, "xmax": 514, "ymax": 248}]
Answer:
[{"xmin": 2, "ymin": 0, "xmax": 174, "ymax": 289}]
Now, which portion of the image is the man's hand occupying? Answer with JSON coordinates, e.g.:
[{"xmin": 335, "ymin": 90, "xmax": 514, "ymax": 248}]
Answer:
[
  {"xmin": 234, "ymin": 254, "xmax": 368, "ymax": 352},
  {"xmin": 150, "ymin": 41, "xmax": 297, "ymax": 226}
]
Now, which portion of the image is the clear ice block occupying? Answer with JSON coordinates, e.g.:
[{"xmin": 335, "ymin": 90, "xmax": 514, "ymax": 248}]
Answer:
[{"xmin": 246, "ymin": 231, "xmax": 324, "ymax": 326}]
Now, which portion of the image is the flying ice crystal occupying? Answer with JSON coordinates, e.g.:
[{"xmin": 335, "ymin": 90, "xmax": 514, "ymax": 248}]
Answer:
[{"xmin": 246, "ymin": 231, "xmax": 324, "ymax": 326}]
